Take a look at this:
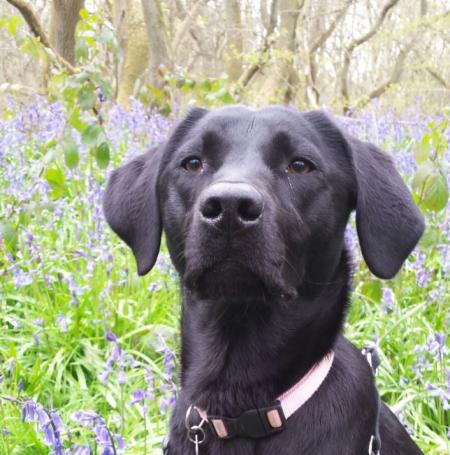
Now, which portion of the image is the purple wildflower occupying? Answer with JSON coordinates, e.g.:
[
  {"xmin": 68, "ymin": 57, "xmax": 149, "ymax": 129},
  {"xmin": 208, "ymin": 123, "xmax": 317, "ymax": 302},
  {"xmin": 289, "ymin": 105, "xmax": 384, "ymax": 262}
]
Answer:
[
  {"xmin": 98, "ymin": 368, "xmax": 113, "ymax": 385},
  {"xmin": 106, "ymin": 331, "xmax": 117, "ymax": 342},
  {"xmin": 116, "ymin": 434, "xmax": 126, "ymax": 449},
  {"xmin": 56, "ymin": 314, "xmax": 70, "ymax": 333},
  {"xmin": 117, "ymin": 369, "xmax": 127, "ymax": 385},
  {"xmin": 73, "ymin": 445, "xmax": 91, "ymax": 455},
  {"xmin": 381, "ymin": 287, "xmax": 396, "ymax": 314},
  {"xmin": 21, "ymin": 400, "xmax": 37, "ymax": 422},
  {"xmin": 130, "ymin": 389, "xmax": 146, "ymax": 405},
  {"xmin": 95, "ymin": 424, "xmax": 111, "ymax": 446},
  {"xmin": 72, "ymin": 410, "xmax": 100, "ymax": 427},
  {"xmin": 425, "ymin": 383, "xmax": 449, "ymax": 410}
]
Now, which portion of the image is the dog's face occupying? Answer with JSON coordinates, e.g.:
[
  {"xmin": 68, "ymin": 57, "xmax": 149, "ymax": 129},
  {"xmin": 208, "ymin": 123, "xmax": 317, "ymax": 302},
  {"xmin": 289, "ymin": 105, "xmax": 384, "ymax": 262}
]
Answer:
[{"xmin": 104, "ymin": 106, "xmax": 424, "ymax": 302}]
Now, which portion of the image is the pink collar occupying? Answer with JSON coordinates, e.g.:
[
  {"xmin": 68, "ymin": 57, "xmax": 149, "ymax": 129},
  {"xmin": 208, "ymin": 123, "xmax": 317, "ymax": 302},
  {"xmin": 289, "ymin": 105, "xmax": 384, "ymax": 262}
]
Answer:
[
  {"xmin": 276, "ymin": 350, "xmax": 334, "ymax": 421},
  {"xmin": 198, "ymin": 351, "xmax": 335, "ymax": 439}
]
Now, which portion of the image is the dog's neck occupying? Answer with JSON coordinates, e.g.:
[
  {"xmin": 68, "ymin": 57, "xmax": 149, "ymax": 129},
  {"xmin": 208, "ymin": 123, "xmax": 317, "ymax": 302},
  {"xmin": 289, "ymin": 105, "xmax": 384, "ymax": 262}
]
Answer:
[{"xmin": 179, "ymin": 248, "xmax": 351, "ymax": 415}]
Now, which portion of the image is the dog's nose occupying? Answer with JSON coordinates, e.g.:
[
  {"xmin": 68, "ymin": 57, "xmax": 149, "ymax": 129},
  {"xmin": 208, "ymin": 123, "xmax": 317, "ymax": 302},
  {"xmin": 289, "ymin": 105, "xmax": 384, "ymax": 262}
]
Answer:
[{"xmin": 199, "ymin": 182, "xmax": 263, "ymax": 228}]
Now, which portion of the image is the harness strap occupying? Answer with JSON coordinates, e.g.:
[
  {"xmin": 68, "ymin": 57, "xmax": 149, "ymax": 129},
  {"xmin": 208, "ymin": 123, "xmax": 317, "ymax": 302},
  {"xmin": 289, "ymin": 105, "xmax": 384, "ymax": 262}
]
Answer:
[
  {"xmin": 362, "ymin": 345, "xmax": 382, "ymax": 455},
  {"xmin": 162, "ymin": 436, "xmax": 170, "ymax": 455}
]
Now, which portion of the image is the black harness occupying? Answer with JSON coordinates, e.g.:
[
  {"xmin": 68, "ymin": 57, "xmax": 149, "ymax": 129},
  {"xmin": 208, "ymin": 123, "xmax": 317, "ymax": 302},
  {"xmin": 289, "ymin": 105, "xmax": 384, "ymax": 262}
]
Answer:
[{"xmin": 163, "ymin": 346, "xmax": 382, "ymax": 455}]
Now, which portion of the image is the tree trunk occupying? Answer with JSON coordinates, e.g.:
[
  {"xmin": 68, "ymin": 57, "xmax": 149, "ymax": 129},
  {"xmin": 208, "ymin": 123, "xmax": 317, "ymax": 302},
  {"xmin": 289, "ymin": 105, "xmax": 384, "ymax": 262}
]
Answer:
[
  {"xmin": 115, "ymin": 0, "xmax": 149, "ymax": 108},
  {"xmin": 224, "ymin": 0, "xmax": 243, "ymax": 81},
  {"xmin": 50, "ymin": 0, "xmax": 85, "ymax": 66},
  {"xmin": 141, "ymin": 0, "xmax": 170, "ymax": 86}
]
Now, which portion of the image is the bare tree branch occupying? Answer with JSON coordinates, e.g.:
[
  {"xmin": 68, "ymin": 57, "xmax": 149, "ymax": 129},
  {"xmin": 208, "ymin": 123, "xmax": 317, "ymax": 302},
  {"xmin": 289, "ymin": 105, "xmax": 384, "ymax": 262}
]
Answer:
[
  {"xmin": 348, "ymin": 0, "xmax": 400, "ymax": 51},
  {"xmin": 310, "ymin": 0, "xmax": 352, "ymax": 54},
  {"xmin": 5, "ymin": 0, "xmax": 51, "ymax": 47},
  {"xmin": 426, "ymin": 67, "xmax": 449, "ymax": 89},
  {"xmin": 172, "ymin": 0, "xmax": 206, "ymax": 55},
  {"xmin": 237, "ymin": 0, "xmax": 279, "ymax": 89},
  {"xmin": 5, "ymin": 0, "xmax": 78, "ymax": 73},
  {"xmin": 353, "ymin": 41, "xmax": 413, "ymax": 110},
  {"xmin": 340, "ymin": 0, "xmax": 400, "ymax": 110}
]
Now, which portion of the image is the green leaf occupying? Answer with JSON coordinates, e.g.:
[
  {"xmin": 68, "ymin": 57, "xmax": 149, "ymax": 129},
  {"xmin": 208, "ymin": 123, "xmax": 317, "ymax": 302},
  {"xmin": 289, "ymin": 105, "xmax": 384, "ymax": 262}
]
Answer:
[
  {"xmin": 420, "ymin": 172, "xmax": 449, "ymax": 212},
  {"xmin": 5, "ymin": 16, "xmax": 22, "ymax": 36},
  {"xmin": 99, "ymin": 80, "xmax": 113, "ymax": 100},
  {"xmin": 149, "ymin": 85, "xmax": 167, "ymax": 104},
  {"xmin": 75, "ymin": 40, "xmax": 89, "ymax": 60},
  {"xmin": 0, "ymin": 222, "xmax": 18, "ymax": 253},
  {"xmin": 95, "ymin": 142, "xmax": 110, "ymax": 169},
  {"xmin": 216, "ymin": 88, "xmax": 234, "ymax": 104},
  {"xmin": 63, "ymin": 136, "xmax": 79, "ymax": 169},
  {"xmin": 79, "ymin": 8, "xmax": 89, "ymax": 20},
  {"xmin": 415, "ymin": 133, "xmax": 431, "ymax": 164},
  {"xmin": 38, "ymin": 138, "xmax": 57, "ymax": 157},
  {"xmin": 44, "ymin": 168, "xmax": 66, "ymax": 199},
  {"xmin": 419, "ymin": 228, "xmax": 440, "ymax": 248},
  {"xmin": 211, "ymin": 79, "xmax": 221, "ymax": 92},
  {"xmin": 77, "ymin": 85, "xmax": 96, "ymax": 110},
  {"xmin": 81, "ymin": 124, "xmax": 103, "ymax": 149},
  {"xmin": 62, "ymin": 85, "xmax": 77, "ymax": 104},
  {"xmin": 201, "ymin": 79, "xmax": 212, "ymax": 91},
  {"xmin": 45, "ymin": 168, "xmax": 64, "ymax": 187},
  {"xmin": 431, "ymin": 129, "xmax": 447, "ymax": 158},
  {"xmin": 69, "ymin": 107, "xmax": 88, "ymax": 132},
  {"xmin": 412, "ymin": 161, "xmax": 434, "ymax": 194}
]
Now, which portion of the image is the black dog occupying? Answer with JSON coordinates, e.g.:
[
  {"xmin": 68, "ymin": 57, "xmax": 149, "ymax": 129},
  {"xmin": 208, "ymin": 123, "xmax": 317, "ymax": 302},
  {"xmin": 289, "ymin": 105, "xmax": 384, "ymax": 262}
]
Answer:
[{"xmin": 104, "ymin": 106, "xmax": 425, "ymax": 454}]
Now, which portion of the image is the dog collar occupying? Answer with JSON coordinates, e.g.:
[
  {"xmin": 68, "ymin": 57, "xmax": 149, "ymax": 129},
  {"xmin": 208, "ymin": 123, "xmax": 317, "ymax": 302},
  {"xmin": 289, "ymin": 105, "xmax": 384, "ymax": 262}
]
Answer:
[{"xmin": 191, "ymin": 351, "xmax": 335, "ymax": 440}]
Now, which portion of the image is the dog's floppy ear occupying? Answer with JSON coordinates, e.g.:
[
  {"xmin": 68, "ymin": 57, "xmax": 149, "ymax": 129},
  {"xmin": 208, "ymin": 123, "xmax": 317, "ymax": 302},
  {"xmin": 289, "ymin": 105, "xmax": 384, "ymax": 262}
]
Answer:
[
  {"xmin": 305, "ymin": 110, "xmax": 424, "ymax": 279},
  {"xmin": 348, "ymin": 135, "xmax": 425, "ymax": 279},
  {"xmin": 103, "ymin": 147, "xmax": 162, "ymax": 276},
  {"xmin": 103, "ymin": 107, "xmax": 209, "ymax": 275}
]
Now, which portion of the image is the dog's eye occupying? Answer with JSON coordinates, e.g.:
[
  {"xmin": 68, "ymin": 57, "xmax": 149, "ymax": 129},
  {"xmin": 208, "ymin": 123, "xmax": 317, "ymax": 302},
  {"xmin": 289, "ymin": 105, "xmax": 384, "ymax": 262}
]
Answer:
[
  {"xmin": 182, "ymin": 156, "xmax": 203, "ymax": 172},
  {"xmin": 288, "ymin": 159, "xmax": 314, "ymax": 175}
]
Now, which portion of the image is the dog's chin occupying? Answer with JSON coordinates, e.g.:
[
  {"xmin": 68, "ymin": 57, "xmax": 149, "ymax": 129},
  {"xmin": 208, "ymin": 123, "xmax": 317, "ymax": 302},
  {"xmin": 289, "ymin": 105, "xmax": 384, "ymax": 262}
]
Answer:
[{"xmin": 184, "ymin": 260, "xmax": 297, "ymax": 303}]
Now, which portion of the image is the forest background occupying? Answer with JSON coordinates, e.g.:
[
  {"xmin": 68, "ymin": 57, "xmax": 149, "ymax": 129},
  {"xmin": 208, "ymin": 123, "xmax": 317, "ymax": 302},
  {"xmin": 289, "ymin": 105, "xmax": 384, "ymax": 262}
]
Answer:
[{"xmin": 0, "ymin": 1, "xmax": 448, "ymax": 454}]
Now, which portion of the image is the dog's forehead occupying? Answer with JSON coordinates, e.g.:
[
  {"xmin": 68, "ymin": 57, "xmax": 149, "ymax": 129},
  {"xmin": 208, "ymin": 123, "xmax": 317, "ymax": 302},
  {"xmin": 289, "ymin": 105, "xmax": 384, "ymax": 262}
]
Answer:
[{"xmin": 196, "ymin": 105, "xmax": 310, "ymax": 138}]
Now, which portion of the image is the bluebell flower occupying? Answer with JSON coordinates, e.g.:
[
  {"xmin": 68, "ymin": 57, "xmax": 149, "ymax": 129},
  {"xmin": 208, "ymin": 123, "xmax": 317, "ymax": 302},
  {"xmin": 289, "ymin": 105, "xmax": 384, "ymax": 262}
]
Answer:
[
  {"xmin": 106, "ymin": 331, "xmax": 117, "ymax": 342},
  {"xmin": 381, "ymin": 287, "xmax": 396, "ymax": 314},
  {"xmin": 130, "ymin": 389, "xmax": 146, "ymax": 405},
  {"xmin": 73, "ymin": 445, "xmax": 91, "ymax": 455},
  {"xmin": 56, "ymin": 314, "xmax": 70, "ymax": 333}
]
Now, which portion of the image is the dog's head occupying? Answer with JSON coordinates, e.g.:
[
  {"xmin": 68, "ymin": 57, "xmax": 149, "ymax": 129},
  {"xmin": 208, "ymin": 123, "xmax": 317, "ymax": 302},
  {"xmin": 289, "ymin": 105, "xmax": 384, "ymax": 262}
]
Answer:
[{"xmin": 104, "ymin": 106, "xmax": 424, "ymax": 301}]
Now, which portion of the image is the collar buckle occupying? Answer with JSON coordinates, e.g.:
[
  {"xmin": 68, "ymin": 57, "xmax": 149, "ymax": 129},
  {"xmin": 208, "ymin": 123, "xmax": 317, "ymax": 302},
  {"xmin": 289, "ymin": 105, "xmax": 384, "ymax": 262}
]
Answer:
[{"xmin": 208, "ymin": 401, "xmax": 286, "ymax": 439}]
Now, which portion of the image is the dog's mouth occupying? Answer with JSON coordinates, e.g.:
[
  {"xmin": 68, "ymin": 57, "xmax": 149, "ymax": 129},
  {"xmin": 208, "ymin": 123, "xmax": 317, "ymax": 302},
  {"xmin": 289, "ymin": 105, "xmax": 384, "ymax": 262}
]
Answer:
[{"xmin": 184, "ymin": 256, "xmax": 297, "ymax": 302}]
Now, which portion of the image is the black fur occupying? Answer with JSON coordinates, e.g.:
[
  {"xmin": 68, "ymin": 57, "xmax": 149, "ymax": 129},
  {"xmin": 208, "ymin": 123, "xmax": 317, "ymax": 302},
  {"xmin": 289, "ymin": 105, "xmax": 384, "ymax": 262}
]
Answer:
[{"xmin": 104, "ymin": 106, "xmax": 425, "ymax": 454}]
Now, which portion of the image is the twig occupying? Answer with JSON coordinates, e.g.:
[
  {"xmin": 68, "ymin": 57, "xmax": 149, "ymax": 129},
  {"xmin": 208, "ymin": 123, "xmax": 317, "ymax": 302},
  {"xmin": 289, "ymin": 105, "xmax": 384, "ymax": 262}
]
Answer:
[
  {"xmin": 172, "ymin": 0, "xmax": 206, "ymax": 55},
  {"xmin": 5, "ymin": 0, "xmax": 78, "ymax": 74},
  {"xmin": 340, "ymin": 0, "xmax": 401, "ymax": 109}
]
